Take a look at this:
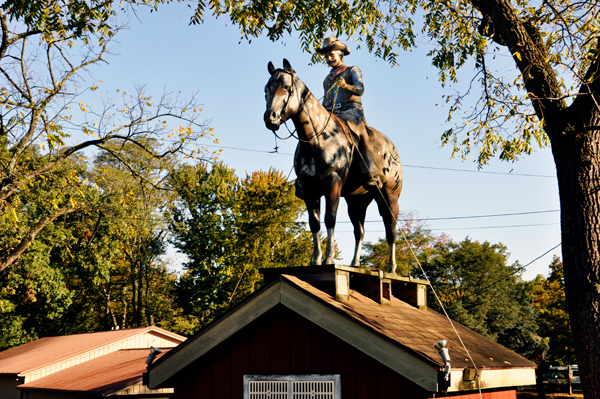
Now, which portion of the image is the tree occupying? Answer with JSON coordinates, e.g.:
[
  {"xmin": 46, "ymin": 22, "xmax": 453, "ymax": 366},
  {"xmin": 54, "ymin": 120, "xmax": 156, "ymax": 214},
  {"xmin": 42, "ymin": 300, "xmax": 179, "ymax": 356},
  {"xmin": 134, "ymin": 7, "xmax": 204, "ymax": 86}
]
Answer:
[
  {"xmin": 168, "ymin": 163, "xmax": 313, "ymax": 329},
  {"xmin": 189, "ymin": 0, "xmax": 600, "ymax": 394},
  {"xmin": 421, "ymin": 237, "xmax": 547, "ymax": 360},
  {"xmin": 361, "ymin": 210, "xmax": 450, "ymax": 275},
  {"xmin": 0, "ymin": 2, "xmax": 211, "ymax": 274},
  {"xmin": 93, "ymin": 139, "xmax": 173, "ymax": 328},
  {"xmin": 0, "ymin": 145, "xmax": 192, "ymax": 345},
  {"xmin": 532, "ymin": 256, "xmax": 576, "ymax": 366}
]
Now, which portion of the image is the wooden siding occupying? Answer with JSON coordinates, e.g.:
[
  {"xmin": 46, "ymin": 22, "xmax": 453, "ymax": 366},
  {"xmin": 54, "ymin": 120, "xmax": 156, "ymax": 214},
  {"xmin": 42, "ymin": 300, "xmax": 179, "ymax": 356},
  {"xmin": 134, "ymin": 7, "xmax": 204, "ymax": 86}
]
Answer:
[
  {"xmin": 116, "ymin": 383, "xmax": 174, "ymax": 395},
  {"xmin": 0, "ymin": 376, "xmax": 23, "ymax": 399},
  {"xmin": 22, "ymin": 391, "xmax": 173, "ymax": 399},
  {"xmin": 22, "ymin": 391, "xmax": 94, "ymax": 399},
  {"xmin": 170, "ymin": 305, "xmax": 431, "ymax": 399},
  {"xmin": 428, "ymin": 390, "xmax": 516, "ymax": 399},
  {"xmin": 25, "ymin": 331, "xmax": 179, "ymax": 383}
]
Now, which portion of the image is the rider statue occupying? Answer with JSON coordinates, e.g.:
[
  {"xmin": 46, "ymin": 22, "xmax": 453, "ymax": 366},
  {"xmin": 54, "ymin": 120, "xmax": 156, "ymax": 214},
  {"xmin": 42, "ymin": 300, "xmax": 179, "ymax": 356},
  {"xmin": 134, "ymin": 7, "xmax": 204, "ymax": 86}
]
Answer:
[{"xmin": 317, "ymin": 37, "xmax": 384, "ymax": 189}]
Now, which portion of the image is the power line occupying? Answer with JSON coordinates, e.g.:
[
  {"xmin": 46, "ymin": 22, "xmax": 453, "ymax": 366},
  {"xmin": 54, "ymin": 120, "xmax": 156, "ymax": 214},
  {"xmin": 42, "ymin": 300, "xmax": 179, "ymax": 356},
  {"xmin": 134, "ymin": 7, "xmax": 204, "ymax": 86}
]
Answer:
[
  {"xmin": 335, "ymin": 209, "xmax": 559, "ymax": 224},
  {"xmin": 430, "ymin": 222, "xmax": 559, "ymax": 231},
  {"xmin": 402, "ymin": 164, "xmax": 555, "ymax": 178},
  {"xmin": 203, "ymin": 143, "xmax": 293, "ymax": 155},
  {"xmin": 333, "ymin": 222, "xmax": 559, "ymax": 233},
  {"xmin": 458, "ymin": 243, "xmax": 562, "ymax": 301},
  {"xmin": 202, "ymin": 143, "xmax": 556, "ymax": 178}
]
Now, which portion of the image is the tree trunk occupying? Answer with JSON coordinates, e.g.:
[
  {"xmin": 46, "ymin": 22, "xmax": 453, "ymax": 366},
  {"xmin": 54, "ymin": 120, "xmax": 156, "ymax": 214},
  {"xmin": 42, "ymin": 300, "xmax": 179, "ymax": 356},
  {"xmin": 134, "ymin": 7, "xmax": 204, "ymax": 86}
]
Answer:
[
  {"xmin": 551, "ymin": 114, "xmax": 600, "ymax": 398},
  {"xmin": 137, "ymin": 260, "xmax": 143, "ymax": 327},
  {"xmin": 131, "ymin": 262, "xmax": 137, "ymax": 328},
  {"xmin": 121, "ymin": 286, "xmax": 127, "ymax": 329}
]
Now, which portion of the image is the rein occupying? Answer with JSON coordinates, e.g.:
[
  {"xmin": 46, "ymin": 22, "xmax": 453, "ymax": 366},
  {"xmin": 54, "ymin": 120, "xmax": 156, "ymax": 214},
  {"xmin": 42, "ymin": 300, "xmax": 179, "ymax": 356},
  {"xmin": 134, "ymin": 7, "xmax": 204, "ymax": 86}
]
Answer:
[{"xmin": 271, "ymin": 69, "xmax": 342, "ymax": 144}]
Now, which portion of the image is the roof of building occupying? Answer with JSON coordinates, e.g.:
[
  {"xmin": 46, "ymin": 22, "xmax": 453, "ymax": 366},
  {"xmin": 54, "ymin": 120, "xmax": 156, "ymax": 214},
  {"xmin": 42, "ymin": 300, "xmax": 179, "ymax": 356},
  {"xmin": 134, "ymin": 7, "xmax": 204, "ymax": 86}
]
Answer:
[
  {"xmin": 0, "ymin": 326, "xmax": 184, "ymax": 375},
  {"xmin": 147, "ymin": 272, "xmax": 537, "ymax": 393},
  {"xmin": 286, "ymin": 274, "xmax": 534, "ymax": 370},
  {"xmin": 18, "ymin": 349, "xmax": 169, "ymax": 395}
]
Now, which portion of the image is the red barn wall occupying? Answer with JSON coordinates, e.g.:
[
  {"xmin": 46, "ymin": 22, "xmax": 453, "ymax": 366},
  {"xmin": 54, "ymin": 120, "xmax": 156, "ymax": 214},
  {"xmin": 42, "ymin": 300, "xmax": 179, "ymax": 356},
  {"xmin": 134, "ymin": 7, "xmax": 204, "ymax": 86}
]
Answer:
[
  {"xmin": 170, "ymin": 305, "xmax": 515, "ymax": 399},
  {"xmin": 430, "ymin": 392, "xmax": 516, "ymax": 399}
]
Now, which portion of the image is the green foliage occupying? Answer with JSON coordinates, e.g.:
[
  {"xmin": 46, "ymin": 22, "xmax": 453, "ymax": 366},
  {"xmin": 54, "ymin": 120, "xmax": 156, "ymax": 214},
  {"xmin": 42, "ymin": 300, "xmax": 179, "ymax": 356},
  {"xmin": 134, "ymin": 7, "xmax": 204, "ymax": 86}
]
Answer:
[
  {"xmin": 421, "ymin": 237, "xmax": 547, "ymax": 359},
  {"xmin": 531, "ymin": 256, "xmax": 576, "ymax": 365},
  {"xmin": 0, "ymin": 229, "xmax": 74, "ymax": 349},
  {"xmin": 0, "ymin": 3, "xmax": 212, "ymax": 274},
  {"xmin": 361, "ymin": 210, "xmax": 450, "ymax": 276},
  {"xmin": 191, "ymin": 0, "xmax": 600, "ymax": 165},
  {"xmin": 0, "ymin": 0, "xmax": 167, "ymax": 41},
  {"xmin": 168, "ymin": 162, "xmax": 312, "ymax": 329}
]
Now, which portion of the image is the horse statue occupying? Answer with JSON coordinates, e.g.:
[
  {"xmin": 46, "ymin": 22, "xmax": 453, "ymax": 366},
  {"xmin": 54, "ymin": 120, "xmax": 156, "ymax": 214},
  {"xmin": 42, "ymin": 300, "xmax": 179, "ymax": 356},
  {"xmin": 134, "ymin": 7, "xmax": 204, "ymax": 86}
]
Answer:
[{"xmin": 264, "ymin": 59, "xmax": 403, "ymax": 273}]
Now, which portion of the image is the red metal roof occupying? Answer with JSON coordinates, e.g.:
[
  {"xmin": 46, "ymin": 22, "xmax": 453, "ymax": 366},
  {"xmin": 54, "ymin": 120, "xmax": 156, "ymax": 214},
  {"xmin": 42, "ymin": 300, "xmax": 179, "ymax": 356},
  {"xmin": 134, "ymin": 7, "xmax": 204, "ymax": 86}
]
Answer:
[
  {"xmin": 18, "ymin": 349, "xmax": 170, "ymax": 395},
  {"xmin": 0, "ymin": 326, "xmax": 184, "ymax": 375}
]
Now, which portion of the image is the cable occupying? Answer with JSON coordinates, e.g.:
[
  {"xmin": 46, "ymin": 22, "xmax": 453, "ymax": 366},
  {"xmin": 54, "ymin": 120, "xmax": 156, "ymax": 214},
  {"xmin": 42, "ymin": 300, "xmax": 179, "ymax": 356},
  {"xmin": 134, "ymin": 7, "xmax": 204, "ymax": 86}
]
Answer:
[
  {"xmin": 199, "ymin": 143, "xmax": 555, "ymax": 178},
  {"xmin": 350, "ymin": 138, "xmax": 482, "ymax": 387},
  {"xmin": 420, "ymin": 209, "xmax": 559, "ymax": 221},
  {"xmin": 429, "ymin": 222, "xmax": 559, "ymax": 231},
  {"xmin": 458, "ymin": 243, "xmax": 562, "ymax": 302},
  {"xmin": 202, "ymin": 143, "xmax": 293, "ymax": 155},
  {"xmin": 333, "ymin": 222, "xmax": 558, "ymax": 232},
  {"xmin": 331, "ymin": 209, "xmax": 560, "ymax": 224},
  {"xmin": 403, "ymin": 164, "xmax": 555, "ymax": 178}
]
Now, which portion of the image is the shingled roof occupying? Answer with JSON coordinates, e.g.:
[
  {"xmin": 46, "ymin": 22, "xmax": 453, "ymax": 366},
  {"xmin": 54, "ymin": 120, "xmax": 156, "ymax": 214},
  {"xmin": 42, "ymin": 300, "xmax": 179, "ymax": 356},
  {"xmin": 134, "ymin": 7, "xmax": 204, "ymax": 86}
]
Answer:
[
  {"xmin": 286, "ymin": 274, "xmax": 534, "ymax": 370},
  {"xmin": 147, "ymin": 269, "xmax": 536, "ymax": 394}
]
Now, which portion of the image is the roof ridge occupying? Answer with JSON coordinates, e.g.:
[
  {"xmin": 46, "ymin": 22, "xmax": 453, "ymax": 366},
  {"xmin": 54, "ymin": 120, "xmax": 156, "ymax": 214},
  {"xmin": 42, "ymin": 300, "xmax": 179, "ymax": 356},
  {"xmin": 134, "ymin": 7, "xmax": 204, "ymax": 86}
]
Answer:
[{"xmin": 17, "ymin": 327, "xmax": 151, "ymax": 375}]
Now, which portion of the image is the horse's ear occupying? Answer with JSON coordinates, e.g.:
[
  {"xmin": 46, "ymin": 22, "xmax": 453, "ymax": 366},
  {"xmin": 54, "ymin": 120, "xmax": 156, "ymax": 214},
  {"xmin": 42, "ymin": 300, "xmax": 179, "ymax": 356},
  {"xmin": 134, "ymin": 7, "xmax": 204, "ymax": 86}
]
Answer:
[
  {"xmin": 283, "ymin": 58, "xmax": 295, "ymax": 74},
  {"xmin": 268, "ymin": 61, "xmax": 276, "ymax": 75}
]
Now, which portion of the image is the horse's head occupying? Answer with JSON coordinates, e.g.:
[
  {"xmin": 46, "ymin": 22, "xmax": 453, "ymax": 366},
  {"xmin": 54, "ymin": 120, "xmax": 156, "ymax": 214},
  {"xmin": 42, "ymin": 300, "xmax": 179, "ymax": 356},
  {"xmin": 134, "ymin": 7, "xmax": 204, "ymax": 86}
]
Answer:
[{"xmin": 264, "ymin": 59, "xmax": 303, "ymax": 131}]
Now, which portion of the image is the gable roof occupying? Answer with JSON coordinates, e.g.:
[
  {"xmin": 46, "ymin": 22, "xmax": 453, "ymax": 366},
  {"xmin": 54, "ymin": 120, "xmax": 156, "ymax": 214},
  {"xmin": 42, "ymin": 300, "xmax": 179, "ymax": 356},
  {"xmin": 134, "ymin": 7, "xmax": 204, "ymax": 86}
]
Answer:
[
  {"xmin": 18, "ymin": 349, "xmax": 170, "ymax": 396},
  {"xmin": 0, "ymin": 326, "xmax": 185, "ymax": 376},
  {"xmin": 147, "ymin": 274, "xmax": 536, "ymax": 393},
  {"xmin": 289, "ymin": 274, "xmax": 533, "ymax": 369}
]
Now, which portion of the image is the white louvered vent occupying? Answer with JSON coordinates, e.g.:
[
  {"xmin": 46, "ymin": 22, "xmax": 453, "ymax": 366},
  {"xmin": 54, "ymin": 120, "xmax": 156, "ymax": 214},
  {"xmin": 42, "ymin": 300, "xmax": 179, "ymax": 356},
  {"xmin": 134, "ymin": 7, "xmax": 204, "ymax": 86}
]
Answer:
[
  {"xmin": 244, "ymin": 375, "xmax": 340, "ymax": 399},
  {"xmin": 292, "ymin": 381, "xmax": 335, "ymax": 398},
  {"xmin": 249, "ymin": 381, "xmax": 289, "ymax": 398}
]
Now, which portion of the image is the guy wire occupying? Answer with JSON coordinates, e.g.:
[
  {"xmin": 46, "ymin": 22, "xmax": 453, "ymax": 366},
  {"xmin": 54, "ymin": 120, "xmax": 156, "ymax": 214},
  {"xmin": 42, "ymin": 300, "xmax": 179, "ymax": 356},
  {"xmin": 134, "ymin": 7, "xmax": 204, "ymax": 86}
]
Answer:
[{"xmin": 353, "ymin": 145, "xmax": 484, "ymax": 397}]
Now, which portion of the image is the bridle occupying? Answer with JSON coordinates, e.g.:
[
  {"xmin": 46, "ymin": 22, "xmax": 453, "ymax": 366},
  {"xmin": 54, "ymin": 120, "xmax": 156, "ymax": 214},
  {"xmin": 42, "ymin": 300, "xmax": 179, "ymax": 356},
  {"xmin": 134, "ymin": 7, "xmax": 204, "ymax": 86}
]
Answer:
[
  {"xmin": 268, "ymin": 69, "xmax": 304, "ymax": 141},
  {"xmin": 279, "ymin": 69, "xmax": 302, "ymax": 118},
  {"xmin": 268, "ymin": 69, "xmax": 343, "ymax": 144}
]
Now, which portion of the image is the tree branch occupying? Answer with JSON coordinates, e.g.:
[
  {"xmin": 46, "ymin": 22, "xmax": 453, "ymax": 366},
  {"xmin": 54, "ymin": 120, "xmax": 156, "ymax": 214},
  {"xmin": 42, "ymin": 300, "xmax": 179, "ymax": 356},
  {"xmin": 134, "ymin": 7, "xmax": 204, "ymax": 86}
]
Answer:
[
  {"xmin": 0, "ymin": 206, "xmax": 79, "ymax": 273},
  {"xmin": 472, "ymin": 0, "xmax": 567, "ymax": 133},
  {"xmin": 570, "ymin": 37, "xmax": 600, "ymax": 117}
]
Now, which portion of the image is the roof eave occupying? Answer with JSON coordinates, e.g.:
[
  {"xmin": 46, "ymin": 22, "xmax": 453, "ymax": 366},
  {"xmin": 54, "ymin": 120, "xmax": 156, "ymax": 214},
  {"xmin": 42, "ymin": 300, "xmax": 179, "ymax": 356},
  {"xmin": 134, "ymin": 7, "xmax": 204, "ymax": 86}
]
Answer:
[
  {"xmin": 16, "ymin": 326, "xmax": 185, "ymax": 377},
  {"xmin": 148, "ymin": 278, "xmax": 442, "ymax": 392}
]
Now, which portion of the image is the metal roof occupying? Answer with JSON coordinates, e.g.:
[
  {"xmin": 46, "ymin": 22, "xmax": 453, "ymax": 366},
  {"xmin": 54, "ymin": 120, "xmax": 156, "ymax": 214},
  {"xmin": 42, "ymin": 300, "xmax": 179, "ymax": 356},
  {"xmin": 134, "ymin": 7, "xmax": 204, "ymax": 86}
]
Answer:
[
  {"xmin": 18, "ymin": 349, "xmax": 169, "ymax": 395},
  {"xmin": 0, "ymin": 326, "xmax": 184, "ymax": 375}
]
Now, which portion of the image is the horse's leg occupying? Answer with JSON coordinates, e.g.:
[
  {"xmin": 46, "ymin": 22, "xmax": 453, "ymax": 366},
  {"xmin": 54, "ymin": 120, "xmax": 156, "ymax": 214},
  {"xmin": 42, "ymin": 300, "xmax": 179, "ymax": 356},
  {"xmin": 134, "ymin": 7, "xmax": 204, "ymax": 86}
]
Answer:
[
  {"xmin": 323, "ymin": 176, "xmax": 343, "ymax": 265},
  {"xmin": 374, "ymin": 189, "xmax": 400, "ymax": 273},
  {"xmin": 305, "ymin": 197, "xmax": 323, "ymax": 265},
  {"xmin": 346, "ymin": 194, "xmax": 373, "ymax": 267}
]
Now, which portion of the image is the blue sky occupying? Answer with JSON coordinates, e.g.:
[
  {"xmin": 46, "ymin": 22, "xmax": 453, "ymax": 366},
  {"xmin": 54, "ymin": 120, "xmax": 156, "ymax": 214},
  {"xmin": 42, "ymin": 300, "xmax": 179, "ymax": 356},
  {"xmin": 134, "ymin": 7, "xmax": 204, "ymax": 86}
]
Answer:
[{"xmin": 85, "ymin": 2, "xmax": 561, "ymax": 280}]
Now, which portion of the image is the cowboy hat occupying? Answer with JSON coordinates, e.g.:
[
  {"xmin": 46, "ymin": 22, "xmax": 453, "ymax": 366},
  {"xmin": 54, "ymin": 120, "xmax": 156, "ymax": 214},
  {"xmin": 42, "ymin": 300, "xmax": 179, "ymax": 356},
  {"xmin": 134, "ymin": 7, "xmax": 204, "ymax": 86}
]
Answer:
[{"xmin": 316, "ymin": 37, "xmax": 350, "ymax": 55}]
